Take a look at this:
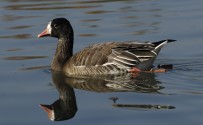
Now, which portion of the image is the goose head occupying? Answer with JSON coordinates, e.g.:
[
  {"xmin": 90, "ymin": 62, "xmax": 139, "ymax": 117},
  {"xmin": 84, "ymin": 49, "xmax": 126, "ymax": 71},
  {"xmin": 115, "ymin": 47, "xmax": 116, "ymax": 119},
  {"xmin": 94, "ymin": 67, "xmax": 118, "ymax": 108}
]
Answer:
[{"xmin": 38, "ymin": 18, "xmax": 73, "ymax": 39}]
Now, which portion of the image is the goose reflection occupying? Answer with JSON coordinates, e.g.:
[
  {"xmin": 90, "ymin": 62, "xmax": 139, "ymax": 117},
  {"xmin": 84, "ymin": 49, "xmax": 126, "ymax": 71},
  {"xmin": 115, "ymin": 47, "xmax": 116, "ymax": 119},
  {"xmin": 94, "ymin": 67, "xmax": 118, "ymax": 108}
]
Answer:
[
  {"xmin": 66, "ymin": 72, "xmax": 163, "ymax": 93},
  {"xmin": 40, "ymin": 71, "xmax": 164, "ymax": 121},
  {"xmin": 40, "ymin": 71, "xmax": 77, "ymax": 121}
]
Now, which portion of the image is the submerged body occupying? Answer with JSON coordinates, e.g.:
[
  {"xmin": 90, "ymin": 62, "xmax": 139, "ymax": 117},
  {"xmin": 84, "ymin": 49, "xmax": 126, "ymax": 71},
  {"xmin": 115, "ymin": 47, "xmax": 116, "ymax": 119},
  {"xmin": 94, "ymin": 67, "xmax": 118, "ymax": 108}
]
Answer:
[{"xmin": 38, "ymin": 18, "xmax": 175, "ymax": 76}]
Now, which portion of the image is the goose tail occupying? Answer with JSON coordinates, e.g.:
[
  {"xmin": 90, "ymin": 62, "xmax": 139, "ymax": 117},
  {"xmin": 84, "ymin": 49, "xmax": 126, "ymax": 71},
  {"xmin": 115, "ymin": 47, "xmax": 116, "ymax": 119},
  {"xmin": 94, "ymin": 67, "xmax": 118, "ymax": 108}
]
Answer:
[{"xmin": 152, "ymin": 39, "xmax": 176, "ymax": 54}]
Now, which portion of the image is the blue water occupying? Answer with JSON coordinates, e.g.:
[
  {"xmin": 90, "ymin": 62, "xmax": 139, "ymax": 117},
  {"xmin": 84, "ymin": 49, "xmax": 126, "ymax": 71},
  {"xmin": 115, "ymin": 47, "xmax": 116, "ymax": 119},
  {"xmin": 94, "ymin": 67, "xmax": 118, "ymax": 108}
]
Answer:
[{"xmin": 0, "ymin": 0, "xmax": 203, "ymax": 124}]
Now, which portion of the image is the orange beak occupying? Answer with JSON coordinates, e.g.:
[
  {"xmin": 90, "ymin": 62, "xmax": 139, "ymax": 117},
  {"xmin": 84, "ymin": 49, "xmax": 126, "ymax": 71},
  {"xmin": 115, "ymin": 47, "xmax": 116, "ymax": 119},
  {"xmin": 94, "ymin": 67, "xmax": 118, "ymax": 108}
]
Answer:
[
  {"xmin": 39, "ymin": 104, "xmax": 54, "ymax": 120},
  {"xmin": 37, "ymin": 28, "xmax": 50, "ymax": 38}
]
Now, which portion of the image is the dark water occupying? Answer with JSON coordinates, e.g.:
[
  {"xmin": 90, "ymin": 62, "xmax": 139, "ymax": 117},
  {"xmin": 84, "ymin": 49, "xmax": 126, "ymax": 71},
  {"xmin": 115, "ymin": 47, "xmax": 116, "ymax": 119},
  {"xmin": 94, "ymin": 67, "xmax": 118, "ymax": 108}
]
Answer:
[{"xmin": 0, "ymin": 0, "xmax": 203, "ymax": 124}]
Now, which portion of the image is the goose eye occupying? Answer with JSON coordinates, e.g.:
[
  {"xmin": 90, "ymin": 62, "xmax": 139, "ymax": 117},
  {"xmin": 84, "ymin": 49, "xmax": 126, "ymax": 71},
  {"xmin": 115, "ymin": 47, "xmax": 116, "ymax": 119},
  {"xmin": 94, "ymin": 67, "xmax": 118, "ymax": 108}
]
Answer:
[{"xmin": 54, "ymin": 24, "xmax": 58, "ymax": 28}]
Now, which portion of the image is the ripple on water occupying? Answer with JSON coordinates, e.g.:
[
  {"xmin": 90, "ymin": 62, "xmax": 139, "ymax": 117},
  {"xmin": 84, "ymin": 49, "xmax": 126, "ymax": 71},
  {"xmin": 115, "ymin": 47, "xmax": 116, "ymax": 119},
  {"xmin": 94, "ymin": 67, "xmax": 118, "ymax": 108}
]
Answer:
[
  {"xmin": 0, "ymin": 34, "xmax": 32, "ymax": 39},
  {"xmin": 3, "ymin": 56, "xmax": 48, "ymax": 60},
  {"xmin": 4, "ymin": 1, "xmax": 100, "ymax": 11}
]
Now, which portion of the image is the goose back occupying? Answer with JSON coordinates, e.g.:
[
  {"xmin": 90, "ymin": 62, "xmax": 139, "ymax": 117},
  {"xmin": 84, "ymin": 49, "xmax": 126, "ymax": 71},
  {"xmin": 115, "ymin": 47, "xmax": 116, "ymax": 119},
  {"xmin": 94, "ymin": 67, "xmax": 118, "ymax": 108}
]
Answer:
[{"xmin": 64, "ymin": 41, "xmax": 161, "ymax": 75}]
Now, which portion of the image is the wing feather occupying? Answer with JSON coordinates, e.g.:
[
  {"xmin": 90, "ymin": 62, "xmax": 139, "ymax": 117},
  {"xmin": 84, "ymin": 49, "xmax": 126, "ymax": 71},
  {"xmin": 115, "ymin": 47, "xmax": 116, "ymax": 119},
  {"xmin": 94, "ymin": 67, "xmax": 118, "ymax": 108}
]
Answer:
[{"xmin": 71, "ymin": 41, "xmax": 156, "ymax": 68}]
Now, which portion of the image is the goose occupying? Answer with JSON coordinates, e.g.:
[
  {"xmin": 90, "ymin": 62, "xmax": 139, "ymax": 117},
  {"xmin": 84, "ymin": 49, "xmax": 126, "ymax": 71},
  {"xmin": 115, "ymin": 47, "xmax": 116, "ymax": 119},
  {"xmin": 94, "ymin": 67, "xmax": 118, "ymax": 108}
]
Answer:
[{"xmin": 37, "ymin": 18, "xmax": 175, "ymax": 76}]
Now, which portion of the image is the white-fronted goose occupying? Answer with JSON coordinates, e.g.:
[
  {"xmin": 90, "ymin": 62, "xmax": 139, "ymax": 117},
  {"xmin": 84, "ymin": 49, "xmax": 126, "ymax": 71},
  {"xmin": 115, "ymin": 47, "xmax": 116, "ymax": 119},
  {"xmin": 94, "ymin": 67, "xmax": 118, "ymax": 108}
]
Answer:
[{"xmin": 38, "ymin": 18, "xmax": 175, "ymax": 75}]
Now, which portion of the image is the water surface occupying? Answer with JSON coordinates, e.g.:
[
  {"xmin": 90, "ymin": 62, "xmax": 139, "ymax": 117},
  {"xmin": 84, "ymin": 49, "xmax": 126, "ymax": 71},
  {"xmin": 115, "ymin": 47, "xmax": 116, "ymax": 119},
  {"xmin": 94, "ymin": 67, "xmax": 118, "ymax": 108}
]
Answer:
[{"xmin": 0, "ymin": 0, "xmax": 203, "ymax": 125}]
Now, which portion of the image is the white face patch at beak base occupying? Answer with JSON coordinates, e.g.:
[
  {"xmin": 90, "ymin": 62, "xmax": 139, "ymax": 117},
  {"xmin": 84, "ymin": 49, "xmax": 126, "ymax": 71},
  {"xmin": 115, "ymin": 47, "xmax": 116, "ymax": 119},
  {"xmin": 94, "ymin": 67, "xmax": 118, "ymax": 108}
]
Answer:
[
  {"xmin": 50, "ymin": 110, "xmax": 55, "ymax": 121},
  {"xmin": 37, "ymin": 21, "xmax": 52, "ymax": 38},
  {"xmin": 47, "ymin": 21, "xmax": 52, "ymax": 34}
]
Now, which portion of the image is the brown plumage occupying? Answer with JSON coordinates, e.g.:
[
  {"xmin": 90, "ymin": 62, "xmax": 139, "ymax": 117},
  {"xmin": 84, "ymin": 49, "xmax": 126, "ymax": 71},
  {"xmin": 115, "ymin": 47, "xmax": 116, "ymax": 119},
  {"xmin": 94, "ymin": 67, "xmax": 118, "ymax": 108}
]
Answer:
[{"xmin": 38, "ymin": 18, "xmax": 175, "ymax": 76}]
